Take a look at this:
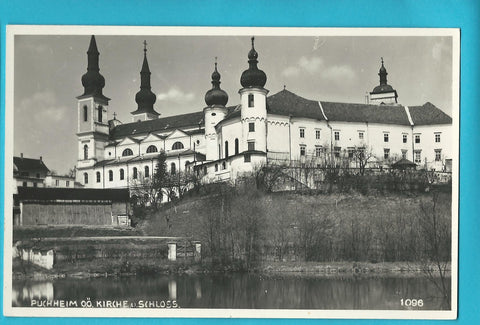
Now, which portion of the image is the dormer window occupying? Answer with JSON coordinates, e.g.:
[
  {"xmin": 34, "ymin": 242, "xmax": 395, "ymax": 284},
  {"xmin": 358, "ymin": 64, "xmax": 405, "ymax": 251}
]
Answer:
[
  {"xmin": 172, "ymin": 142, "xmax": 184, "ymax": 150},
  {"xmin": 122, "ymin": 148, "xmax": 133, "ymax": 156},
  {"xmin": 146, "ymin": 145, "xmax": 158, "ymax": 153}
]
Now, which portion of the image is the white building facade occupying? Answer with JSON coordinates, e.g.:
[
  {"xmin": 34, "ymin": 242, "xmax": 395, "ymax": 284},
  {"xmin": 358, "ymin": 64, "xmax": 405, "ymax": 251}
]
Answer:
[{"xmin": 75, "ymin": 36, "xmax": 453, "ymax": 191}]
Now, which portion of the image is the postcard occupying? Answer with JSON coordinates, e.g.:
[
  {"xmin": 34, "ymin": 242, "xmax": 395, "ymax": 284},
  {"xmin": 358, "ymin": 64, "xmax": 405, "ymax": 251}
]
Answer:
[{"xmin": 3, "ymin": 25, "xmax": 459, "ymax": 319}]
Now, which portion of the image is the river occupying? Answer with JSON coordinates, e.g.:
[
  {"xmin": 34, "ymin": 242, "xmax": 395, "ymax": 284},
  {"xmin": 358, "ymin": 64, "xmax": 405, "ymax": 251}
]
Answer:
[{"xmin": 12, "ymin": 273, "xmax": 451, "ymax": 310}]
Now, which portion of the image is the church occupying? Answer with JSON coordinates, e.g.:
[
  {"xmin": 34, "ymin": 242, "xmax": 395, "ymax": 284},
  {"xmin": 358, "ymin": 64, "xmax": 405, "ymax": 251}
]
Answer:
[{"xmin": 75, "ymin": 35, "xmax": 452, "ymax": 190}]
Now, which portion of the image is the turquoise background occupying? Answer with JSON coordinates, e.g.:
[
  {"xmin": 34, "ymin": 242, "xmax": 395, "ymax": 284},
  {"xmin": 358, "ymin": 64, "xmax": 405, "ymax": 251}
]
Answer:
[{"xmin": 1, "ymin": 0, "xmax": 478, "ymax": 324}]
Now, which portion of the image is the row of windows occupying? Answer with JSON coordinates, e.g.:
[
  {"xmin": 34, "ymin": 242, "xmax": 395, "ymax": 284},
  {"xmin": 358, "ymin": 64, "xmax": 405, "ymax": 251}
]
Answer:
[
  {"xmin": 327, "ymin": 130, "xmax": 441, "ymax": 144},
  {"xmin": 298, "ymin": 144, "xmax": 442, "ymax": 163},
  {"xmin": 82, "ymin": 142, "xmax": 189, "ymax": 161},
  {"xmin": 83, "ymin": 105, "xmax": 104, "ymax": 123},
  {"xmin": 223, "ymin": 138, "xmax": 241, "ymax": 158},
  {"xmin": 121, "ymin": 142, "xmax": 184, "ymax": 157},
  {"xmin": 83, "ymin": 161, "xmax": 188, "ymax": 184},
  {"xmin": 299, "ymin": 128, "xmax": 321, "ymax": 140}
]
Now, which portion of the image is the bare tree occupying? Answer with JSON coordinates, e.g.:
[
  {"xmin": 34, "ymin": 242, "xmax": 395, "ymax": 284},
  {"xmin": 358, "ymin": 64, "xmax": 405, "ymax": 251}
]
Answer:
[{"xmin": 130, "ymin": 151, "xmax": 168, "ymax": 209}]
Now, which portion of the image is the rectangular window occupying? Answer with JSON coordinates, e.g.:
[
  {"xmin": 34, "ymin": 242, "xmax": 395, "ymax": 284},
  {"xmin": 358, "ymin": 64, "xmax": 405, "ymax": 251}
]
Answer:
[
  {"xmin": 435, "ymin": 149, "xmax": 442, "ymax": 161},
  {"xmin": 249, "ymin": 122, "xmax": 255, "ymax": 132},
  {"xmin": 66, "ymin": 181, "xmax": 70, "ymax": 187},
  {"xmin": 248, "ymin": 94, "xmax": 254, "ymax": 107},
  {"xmin": 33, "ymin": 182, "xmax": 37, "ymax": 188},
  {"xmin": 300, "ymin": 145, "xmax": 306, "ymax": 156},
  {"xmin": 415, "ymin": 134, "xmax": 421, "ymax": 144},
  {"xmin": 22, "ymin": 181, "xmax": 27, "ymax": 187},
  {"xmin": 315, "ymin": 146, "xmax": 323, "ymax": 157},
  {"xmin": 334, "ymin": 146, "xmax": 341, "ymax": 158},
  {"xmin": 348, "ymin": 148, "xmax": 354, "ymax": 158},
  {"xmin": 384, "ymin": 133, "xmax": 389, "ymax": 143},
  {"xmin": 55, "ymin": 180, "xmax": 59, "ymax": 186},
  {"xmin": 358, "ymin": 132, "xmax": 364, "ymax": 140},
  {"xmin": 435, "ymin": 133, "xmax": 441, "ymax": 143},
  {"xmin": 414, "ymin": 150, "xmax": 421, "ymax": 163},
  {"xmin": 384, "ymin": 148, "xmax": 390, "ymax": 159},
  {"xmin": 244, "ymin": 153, "xmax": 251, "ymax": 162},
  {"xmin": 248, "ymin": 141, "xmax": 255, "ymax": 151},
  {"xmin": 334, "ymin": 131, "xmax": 340, "ymax": 141},
  {"xmin": 315, "ymin": 129, "xmax": 321, "ymax": 140},
  {"xmin": 403, "ymin": 134, "xmax": 408, "ymax": 143},
  {"xmin": 299, "ymin": 128, "xmax": 305, "ymax": 138},
  {"xmin": 401, "ymin": 149, "xmax": 407, "ymax": 159}
]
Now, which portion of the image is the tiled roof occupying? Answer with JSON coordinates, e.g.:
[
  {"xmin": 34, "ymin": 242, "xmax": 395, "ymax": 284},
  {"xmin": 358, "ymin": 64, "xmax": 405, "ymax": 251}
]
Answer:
[
  {"xmin": 13, "ymin": 157, "xmax": 50, "ymax": 173},
  {"xmin": 320, "ymin": 101, "xmax": 410, "ymax": 125},
  {"xmin": 17, "ymin": 187, "xmax": 130, "ymax": 202},
  {"xmin": 266, "ymin": 89, "xmax": 451, "ymax": 126},
  {"xmin": 267, "ymin": 90, "xmax": 325, "ymax": 120},
  {"xmin": 110, "ymin": 90, "xmax": 451, "ymax": 139},
  {"xmin": 408, "ymin": 102, "xmax": 452, "ymax": 125},
  {"xmin": 110, "ymin": 111, "xmax": 205, "ymax": 139}
]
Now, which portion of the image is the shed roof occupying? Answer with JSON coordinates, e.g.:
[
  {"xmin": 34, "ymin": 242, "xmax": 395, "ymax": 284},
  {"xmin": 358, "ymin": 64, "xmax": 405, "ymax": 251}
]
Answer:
[{"xmin": 17, "ymin": 187, "xmax": 130, "ymax": 202}]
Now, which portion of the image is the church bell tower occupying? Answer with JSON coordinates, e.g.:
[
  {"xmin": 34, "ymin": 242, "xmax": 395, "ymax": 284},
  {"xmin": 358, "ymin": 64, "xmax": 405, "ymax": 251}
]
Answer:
[
  {"xmin": 76, "ymin": 35, "xmax": 111, "ymax": 184},
  {"xmin": 239, "ymin": 37, "xmax": 268, "ymax": 154}
]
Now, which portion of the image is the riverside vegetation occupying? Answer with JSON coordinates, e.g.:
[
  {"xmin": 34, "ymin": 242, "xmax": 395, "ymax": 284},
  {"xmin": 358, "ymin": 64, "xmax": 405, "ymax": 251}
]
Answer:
[{"xmin": 14, "ymin": 166, "xmax": 452, "ymax": 302}]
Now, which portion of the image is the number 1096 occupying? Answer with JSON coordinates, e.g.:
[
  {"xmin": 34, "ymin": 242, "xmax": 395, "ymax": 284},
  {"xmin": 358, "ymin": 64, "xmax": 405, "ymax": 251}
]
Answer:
[{"xmin": 400, "ymin": 298, "xmax": 424, "ymax": 307}]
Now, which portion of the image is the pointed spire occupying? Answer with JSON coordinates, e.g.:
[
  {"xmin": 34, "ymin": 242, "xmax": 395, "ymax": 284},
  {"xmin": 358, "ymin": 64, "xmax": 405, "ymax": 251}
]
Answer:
[
  {"xmin": 140, "ymin": 40, "xmax": 151, "ymax": 89},
  {"xmin": 379, "ymin": 57, "xmax": 388, "ymax": 85},
  {"xmin": 133, "ymin": 40, "xmax": 159, "ymax": 116},
  {"xmin": 79, "ymin": 35, "xmax": 109, "ymax": 101},
  {"xmin": 87, "ymin": 35, "xmax": 100, "ymax": 72}
]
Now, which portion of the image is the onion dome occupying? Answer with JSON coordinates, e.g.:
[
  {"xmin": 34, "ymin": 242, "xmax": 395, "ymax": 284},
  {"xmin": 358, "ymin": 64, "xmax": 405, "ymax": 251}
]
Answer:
[
  {"xmin": 79, "ymin": 35, "xmax": 109, "ymax": 101},
  {"xmin": 132, "ymin": 40, "xmax": 159, "ymax": 116},
  {"xmin": 205, "ymin": 58, "xmax": 228, "ymax": 106},
  {"xmin": 372, "ymin": 57, "xmax": 394, "ymax": 93},
  {"xmin": 240, "ymin": 37, "xmax": 267, "ymax": 88}
]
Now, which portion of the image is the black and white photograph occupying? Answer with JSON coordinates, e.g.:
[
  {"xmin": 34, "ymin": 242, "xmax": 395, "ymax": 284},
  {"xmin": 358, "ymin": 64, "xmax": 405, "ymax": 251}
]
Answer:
[{"xmin": 3, "ymin": 26, "xmax": 459, "ymax": 318}]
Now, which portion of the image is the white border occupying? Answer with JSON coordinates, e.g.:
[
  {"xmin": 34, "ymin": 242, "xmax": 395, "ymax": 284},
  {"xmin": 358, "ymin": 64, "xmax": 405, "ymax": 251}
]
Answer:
[{"xmin": 3, "ymin": 25, "xmax": 460, "ymax": 319}]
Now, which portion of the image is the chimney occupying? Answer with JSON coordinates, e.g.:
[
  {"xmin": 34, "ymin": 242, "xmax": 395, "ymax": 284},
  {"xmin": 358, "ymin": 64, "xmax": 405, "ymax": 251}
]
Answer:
[
  {"xmin": 20, "ymin": 153, "xmax": 23, "ymax": 159},
  {"xmin": 40, "ymin": 156, "xmax": 42, "ymax": 162}
]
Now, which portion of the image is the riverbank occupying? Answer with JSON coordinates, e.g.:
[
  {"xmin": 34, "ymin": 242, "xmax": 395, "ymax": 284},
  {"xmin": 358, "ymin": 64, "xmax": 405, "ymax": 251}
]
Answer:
[{"xmin": 12, "ymin": 258, "xmax": 450, "ymax": 280}]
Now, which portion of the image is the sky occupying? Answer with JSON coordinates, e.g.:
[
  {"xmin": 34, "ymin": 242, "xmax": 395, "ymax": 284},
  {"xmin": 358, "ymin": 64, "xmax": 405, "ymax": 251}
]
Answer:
[{"xmin": 13, "ymin": 34, "xmax": 453, "ymax": 175}]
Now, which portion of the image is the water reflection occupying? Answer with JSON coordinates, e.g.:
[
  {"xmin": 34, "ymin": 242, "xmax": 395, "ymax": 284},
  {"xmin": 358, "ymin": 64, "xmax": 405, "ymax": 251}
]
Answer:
[{"xmin": 12, "ymin": 274, "xmax": 450, "ymax": 310}]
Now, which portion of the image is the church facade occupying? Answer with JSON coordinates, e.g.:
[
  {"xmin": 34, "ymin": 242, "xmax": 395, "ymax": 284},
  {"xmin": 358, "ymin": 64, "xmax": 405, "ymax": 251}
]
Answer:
[{"xmin": 75, "ymin": 36, "xmax": 453, "ymax": 190}]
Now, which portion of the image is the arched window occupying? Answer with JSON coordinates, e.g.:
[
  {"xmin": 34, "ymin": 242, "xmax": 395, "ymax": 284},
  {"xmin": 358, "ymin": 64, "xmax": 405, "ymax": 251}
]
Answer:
[
  {"xmin": 84, "ymin": 172, "xmax": 88, "ymax": 184},
  {"xmin": 172, "ymin": 142, "xmax": 184, "ymax": 150},
  {"xmin": 145, "ymin": 166, "xmax": 149, "ymax": 178},
  {"xmin": 235, "ymin": 138, "xmax": 239, "ymax": 155},
  {"xmin": 146, "ymin": 145, "xmax": 158, "ymax": 153},
  {"xmin": 96, "ymin": 171, "xmax": 101, "ymax": 183},
  {"xmin": 108, "ymin": 170, "xmax": 113, "ymax": 181},
  {"xmin": 120, "ymin": 168, "xmax": 125, "ymax": 180},
  {"xmin": 185, "ymin": 160, "xmax": 190, "ymax": 171},
  {"xmin": 83, "ymin": 105, "xmax": 88, "ymax": 121},
  {"xmin": 248, "ymin": 94, "xmax": 254, "ymax": 107},
  {"xmin": 83, "ymin": 145, "xmax": 88, "ymax": 160},
  {"xmin": 122, "ymin": 148, "xmax": 133, "ymax": 156},
  {"xmin": 225, "ymin": 141, "xmax": 229, "ymax": 158},
  {"xmin": 171, "ymin": 162, "xmax": 176, "ymax": 175},
  {"xmin": 222, "ymin": 161, "xmax": 226, "ymax": 170},
  {"xmin": 98, "ymin": 105, "xmax": 103, "ymax": 123},
  {"xmin": 215, "ymin": 164, "xmax": 218, "ymax": 172},
  {"xmin": 133, "ymin": 167, "xmax": 138, "ymax": 179}
]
